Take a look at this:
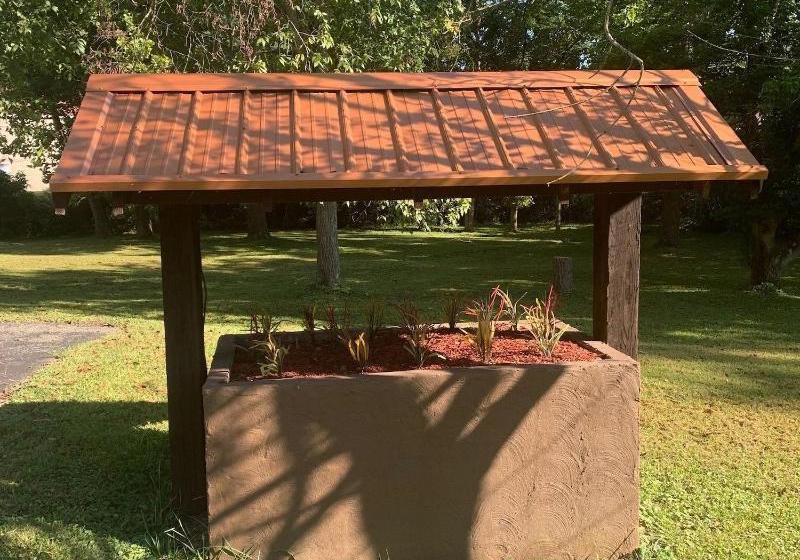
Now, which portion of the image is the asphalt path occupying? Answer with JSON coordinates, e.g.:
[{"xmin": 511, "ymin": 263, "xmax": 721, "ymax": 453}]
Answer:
[{"xmin": 0, "ymin": 322, "xmax": 114, "ymax": 394}]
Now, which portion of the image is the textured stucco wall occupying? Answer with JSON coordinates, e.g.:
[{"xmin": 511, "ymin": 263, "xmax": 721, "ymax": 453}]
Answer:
[{"xmin": 204, "ymin": 335, "xmax": 640, "ymax": 560}]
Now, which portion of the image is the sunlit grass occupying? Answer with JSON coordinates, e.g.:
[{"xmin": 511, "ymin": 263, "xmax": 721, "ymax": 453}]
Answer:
[{"xmin": 0, "ymin": 225, "xmax": 798, "ymax": 559}]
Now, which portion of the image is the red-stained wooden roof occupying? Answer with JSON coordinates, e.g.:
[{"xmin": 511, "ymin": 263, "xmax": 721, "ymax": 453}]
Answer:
[{"xmin": 51, "ymin": 70, "xmax": 766, "ymax": 204}]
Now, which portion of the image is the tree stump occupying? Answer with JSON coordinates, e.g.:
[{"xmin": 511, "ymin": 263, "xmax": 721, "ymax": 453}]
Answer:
[{"xmin": 553, "ymin": 256, "xmax": 573, "ymax": 294}]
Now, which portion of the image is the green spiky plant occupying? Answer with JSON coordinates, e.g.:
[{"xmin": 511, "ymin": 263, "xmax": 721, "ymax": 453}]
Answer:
[
  {"xmin": 323, "ymin": 303, "xmax": 338, "ymax": 335},
  {"xmin": 394, "ymin": 299, "xmax": 443, "ymax": 368},
  {"xmin": 404, "ymin": 321, "xmax": 444, "ymax": 368},
  {"xmin": 365, "ymin": 298, "xmax": 385, "ymax": 345},
  {"xmin": 340, "ymin": 330, "xmax": 370, "ymax": 372},
  {"xmin": 248, "ymin": 309, "xmax": 281, "ymax": 338},
  {"xmin": 302, "ymin": 303, "xmax": 317, "ymax": 343},
  {"xmin": 463, "ymin": 286, "xmax": 505, "ymax": 363},
  {"xmin": 441, "ymin": 291, "xmax": 464, "ymax": 330},
  {"xmin": 524, "ymin": 285, "xmax": 567, "ymax": 358},
  {"xmin": 252, "ymin": 335, "xmax": 290, "ymax": 377},
  {"xmin": 494, "ymin": 286, "xmax": 527, "ymax": 331}
]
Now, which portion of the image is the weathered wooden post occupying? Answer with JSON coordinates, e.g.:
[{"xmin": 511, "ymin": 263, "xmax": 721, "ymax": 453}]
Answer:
[
  {"xmin": 592, "ymin": 192, "xmax": 642, "ymax": 359},
  {"xmin": 159, "ymin": 204, "xmax": 208, "ymax": 516}
]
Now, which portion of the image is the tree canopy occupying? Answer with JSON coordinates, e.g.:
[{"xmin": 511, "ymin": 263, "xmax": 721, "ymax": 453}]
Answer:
[{"xmin": 1, "ymin": 0, "xmax": 798, "ymax": 282}]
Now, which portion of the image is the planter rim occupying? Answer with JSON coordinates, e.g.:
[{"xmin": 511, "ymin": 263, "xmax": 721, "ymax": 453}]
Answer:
[{"xmin": 206, "ymin": 325, "xmax": 636, "ymax": 388}]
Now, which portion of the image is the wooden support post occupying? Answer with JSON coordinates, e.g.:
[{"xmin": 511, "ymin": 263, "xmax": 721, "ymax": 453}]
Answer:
[
  {"xmin": 593, "ymin": 193, "xmax": 642, "ymax": 359},
  {"xmin": 159, "ymin": 204, "xmax": 208, "ymax": 516}
]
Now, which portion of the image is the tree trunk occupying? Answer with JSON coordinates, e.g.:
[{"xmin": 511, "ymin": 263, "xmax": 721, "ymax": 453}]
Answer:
[
  {"xmin": 88, "ymin": 194, "xmax": 111, "ymax": 238},
  {"xmin": 316, "ymin": 202, "xmax": 340, "ymax": 288},
  {"xmin": 509, "ymin": 200, "xmax": 518, "ymax": 232},
  {"xmin": 246, "ymin": 203, "xmax": 269, "ymax": 239},
  {"xmin": 750, "ymin": 217, "xmax": 787, "ymax": 286},
  {"xmin": 555, "ymin": 195, "xmax": 562, "ymax": 232},
  {"xmin": 659, "ymin": 191, "xmax": 681, "ymax": 247},
  {"xmin": 553, "ymin": 256, "xmax": 574, "ymax": 294},
  {"xmin": 465, "ymin": 198, "xmax": 476, "ymax": 231},
  {"xmin": 134, "ymin": 205, "xmax": 153, "ymax": 238}
]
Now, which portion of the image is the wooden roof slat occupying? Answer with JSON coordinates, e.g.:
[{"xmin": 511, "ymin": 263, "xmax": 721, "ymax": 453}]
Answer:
[
  {"xmin": 137, "ymin": 93, "xmax": 169, "ymax": 174},
  {"xmin": 338, "ymin": 90, "xmax": 357, "ymax": 171},
  {"xmin": 159, "ymin": 94, "xmax": 190, "ymax": 175},
  {"xmin": 476, "ymin": 88, "xmax": 515, "ymax": 169},
  {"xmin": 66, "ymin": 91, "xmax": 113, "ymax": 176},
  {"xmin": 51, "ymin": 70, "xmax": 767, "ymax": 198},
  {"xmin": 565, "ymin": 87, "xmax": 617, "ymax": 169},
  {"xmin": 520, "ymin": 88, "xmax": 564, "ymax": 169},
  {"xmin": 121, "ymin": 91, "xmax": 154, "ymax": 174},
  {"xmin": 635, "ymin": 87, "xmax": 701, "ymax": 168},
  {"xmin": 431, "ymin": 88, "xmax": 463, "ymax": 172},
  {"xmin": 235, "ymin": 91, "xmax": 251, "ymax": 174},
  {"xmin": 290, "ymin": 89, "xmax": 303, "ymax": 174},
  {"xmin": 673, "ymin": 85, "xmax": 757, "ymax": 166},
  {"xmin": 177, "ymin": 92, "xmax": 201, "ymax": 175},
  {"xmin": 384, "ymin": 90, "xmax": 410, "ymax": 172},
  {"xmin": 655, "ymin": 86, "xmax": 720, "ymax": 166},
  {"xmin": 610, "ymin": 87, "xmax": 664, "ymax": 167}
]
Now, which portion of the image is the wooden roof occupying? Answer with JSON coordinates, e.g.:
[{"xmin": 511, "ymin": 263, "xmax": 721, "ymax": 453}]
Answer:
[{"xmin": 51, "ymin": 70, "xmax": 766, "ymax": 204}]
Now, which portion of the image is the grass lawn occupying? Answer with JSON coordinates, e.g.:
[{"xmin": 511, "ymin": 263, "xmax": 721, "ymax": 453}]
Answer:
[{"xmin": 0, "ymin": 225, "xmax": 798, "ymax": 559}]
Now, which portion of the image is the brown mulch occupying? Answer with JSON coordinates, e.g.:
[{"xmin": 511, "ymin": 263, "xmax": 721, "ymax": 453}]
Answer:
[{"xmin": 231, "ymin": 326, "xmax": 601, "ymax": 381}]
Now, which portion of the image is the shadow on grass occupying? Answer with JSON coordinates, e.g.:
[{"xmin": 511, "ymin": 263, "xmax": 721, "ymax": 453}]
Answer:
[
  {"xmin": 1, "ymin": 227, "xmax": 798, "ymax": 403},
  {"xmin": 0, "ymin": 229, "xmax": 595, "ymax": 326},
  {"xmin": 0, "ymin": 400, "xmax": 168, "ymax": 544}
]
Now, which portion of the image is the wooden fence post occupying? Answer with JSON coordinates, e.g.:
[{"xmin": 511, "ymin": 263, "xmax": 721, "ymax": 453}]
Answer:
[
  {"xmin": 593, "ymin": 193, "xmax": 642, "ymax": 359},
  {"xmin": 159, "ymin": 204, "xmax": 208, "ymax": 516}
]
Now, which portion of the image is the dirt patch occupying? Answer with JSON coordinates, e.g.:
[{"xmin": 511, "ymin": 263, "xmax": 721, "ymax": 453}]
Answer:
[{"xmin": 231, "ymin": 326, "xmax": 601, "ymax": 380}]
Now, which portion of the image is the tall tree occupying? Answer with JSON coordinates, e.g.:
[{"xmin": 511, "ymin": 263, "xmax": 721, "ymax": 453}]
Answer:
[
  {"xmin": 316, "ymin": 201, "xmax": 339, "ymax": 287},
  {"xmin": 246, "ymin": 203, "xmax": 269, "ymax": 240},
  {"xmin": 0, "ymin": 0, "xmax": 118, "ymax": 236},
  {"xmin": 606, "ymin": 0, "xmax": 800, "ymax": 285}
]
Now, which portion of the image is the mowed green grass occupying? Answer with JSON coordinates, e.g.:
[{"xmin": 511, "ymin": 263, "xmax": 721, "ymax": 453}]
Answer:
[{"xmin": 0, "ymin": 226, "xmax": 798, "ymax": 559}]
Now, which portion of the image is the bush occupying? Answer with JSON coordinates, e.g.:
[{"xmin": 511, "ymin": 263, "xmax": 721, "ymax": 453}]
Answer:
[{"xmin": 0, "ymin": 172, "xmax": 55, "ymax": 238}]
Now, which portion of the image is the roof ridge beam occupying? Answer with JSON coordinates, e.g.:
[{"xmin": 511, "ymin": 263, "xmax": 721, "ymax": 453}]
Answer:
[{"xmin": 86, "ymin": 70, "xmax": 702, "ymax": 93}]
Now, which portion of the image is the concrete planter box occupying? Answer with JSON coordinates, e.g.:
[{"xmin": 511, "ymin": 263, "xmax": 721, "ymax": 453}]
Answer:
[{"xmin": 204, "ymin": 332, "xmax": 640, "ymax": 560}]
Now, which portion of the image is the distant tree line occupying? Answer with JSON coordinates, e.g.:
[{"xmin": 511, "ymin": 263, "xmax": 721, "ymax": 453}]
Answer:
[{"xmin": 1, "ymin": 0, "xmax": 798, "ymax": 286}]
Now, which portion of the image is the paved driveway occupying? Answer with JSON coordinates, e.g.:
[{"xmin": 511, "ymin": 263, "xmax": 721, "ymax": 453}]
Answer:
[{"xmin": 0, "ymin": 322, "xmax": 114, "ymax": 393}]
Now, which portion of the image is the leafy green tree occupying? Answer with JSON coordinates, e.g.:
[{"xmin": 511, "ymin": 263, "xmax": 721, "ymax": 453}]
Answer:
[{"xmin": 605, "ymin": 0, "xmax": 800, "ymax": 285}]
